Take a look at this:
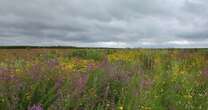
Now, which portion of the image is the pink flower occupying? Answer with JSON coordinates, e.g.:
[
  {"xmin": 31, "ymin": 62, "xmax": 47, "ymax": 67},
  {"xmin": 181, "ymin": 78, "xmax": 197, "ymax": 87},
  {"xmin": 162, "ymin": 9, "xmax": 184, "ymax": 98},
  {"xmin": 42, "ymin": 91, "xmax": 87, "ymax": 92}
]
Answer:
[
  {"xmin": 202, "ymin": 67, "xmax": 208, "ymax": 78},
  {"xmin": 75, "ymin": 74, "xmax": 88, "ymax": 91},
  {"xmin": 28, "ymin": 104, "xmax": 43, "ymax": 110}
]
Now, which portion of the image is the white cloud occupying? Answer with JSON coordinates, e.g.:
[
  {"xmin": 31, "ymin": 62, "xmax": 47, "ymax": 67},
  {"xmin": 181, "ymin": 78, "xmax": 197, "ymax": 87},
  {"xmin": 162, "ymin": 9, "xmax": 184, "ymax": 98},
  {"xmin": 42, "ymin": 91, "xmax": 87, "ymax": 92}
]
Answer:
[{"xmin": 166, "ymin": 40, "xmax": 193, "ymax": 45}]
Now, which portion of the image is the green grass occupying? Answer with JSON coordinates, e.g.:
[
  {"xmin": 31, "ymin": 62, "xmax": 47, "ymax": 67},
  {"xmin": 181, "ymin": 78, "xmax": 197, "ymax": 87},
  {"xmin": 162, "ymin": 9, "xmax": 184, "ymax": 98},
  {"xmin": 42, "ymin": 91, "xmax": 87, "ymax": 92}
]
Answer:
[{"xmin": 0, "ymin": 48, "xmax": 208, "ymax": 110}]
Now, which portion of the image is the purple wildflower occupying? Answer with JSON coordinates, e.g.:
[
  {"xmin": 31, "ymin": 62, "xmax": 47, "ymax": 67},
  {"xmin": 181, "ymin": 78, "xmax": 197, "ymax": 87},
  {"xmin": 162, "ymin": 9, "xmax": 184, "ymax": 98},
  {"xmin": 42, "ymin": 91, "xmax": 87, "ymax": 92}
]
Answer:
[
  {"xmin": 98, "ymin": 57, "xmax": 114, "ymax": 75},
  {"xmin": 87, "ymin": 63, "xmax": 96, "ymax": 70},
  {"xmin": 0, "ymin": 67, "xmax": 17, "ymax": 81},
  {"xmin": 202, "ymin": 67, "xmax": 208, "ymax": 78},
  {"xmin": 55, "ymin": 77, "xmax": 64, "ymax": 94},
  {"xmin": 47, "ymin": 59, "xmax": 59, "ymax": 69},
  {"xmin": 75, "ymin": 74, "xmax": 88, "ymax": 91},
  {"xmin": 99, "ymin": 57, "xmax": 110, "ymax": 67},
  {"xmin": 27, "ymin": 64, "xmax": 42, "ymax": 80},
  {"xmin": 140, "ymin": 78, "xmax": 153, "ymax": 90},
  {"xmin": 28, "ymin": 104, "xmax": 43, "ymax": 110},
  {"xmin": 0, "ymin": 67, "xmax": 9, "ymax": 74}
]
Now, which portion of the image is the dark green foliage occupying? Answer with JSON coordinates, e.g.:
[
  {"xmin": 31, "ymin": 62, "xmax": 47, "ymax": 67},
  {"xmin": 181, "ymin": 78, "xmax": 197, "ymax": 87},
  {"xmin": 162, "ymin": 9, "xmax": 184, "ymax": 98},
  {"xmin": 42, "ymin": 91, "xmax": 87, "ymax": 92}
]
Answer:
[{"xmin": 71, "ymin": 49, "xmax": 104, "ymax": 61}]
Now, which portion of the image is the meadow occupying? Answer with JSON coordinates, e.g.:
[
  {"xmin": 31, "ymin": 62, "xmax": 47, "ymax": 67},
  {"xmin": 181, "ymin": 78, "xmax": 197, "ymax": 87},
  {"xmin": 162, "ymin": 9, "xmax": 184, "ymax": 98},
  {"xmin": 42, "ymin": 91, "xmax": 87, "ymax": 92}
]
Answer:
[{"xmin": 0, "ymin": 48, "xmax": 208, "ymax": 110}]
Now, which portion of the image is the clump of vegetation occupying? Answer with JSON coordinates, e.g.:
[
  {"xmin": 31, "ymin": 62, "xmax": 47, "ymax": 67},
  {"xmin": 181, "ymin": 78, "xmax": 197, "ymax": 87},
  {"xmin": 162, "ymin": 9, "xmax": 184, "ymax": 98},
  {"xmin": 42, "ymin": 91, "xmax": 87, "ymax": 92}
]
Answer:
[{"xmin": 71, "ymin": 49, "xmax": 104, "ymax": 61}]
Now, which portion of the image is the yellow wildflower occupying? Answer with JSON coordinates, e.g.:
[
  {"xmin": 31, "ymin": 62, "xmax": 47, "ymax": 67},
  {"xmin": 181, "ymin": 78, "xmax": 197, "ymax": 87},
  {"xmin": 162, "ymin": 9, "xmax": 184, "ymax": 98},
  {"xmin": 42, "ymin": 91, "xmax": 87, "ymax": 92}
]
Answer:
[{"xmin": 119, "ymin": 106, "xmax": 123, "ymax": 110}]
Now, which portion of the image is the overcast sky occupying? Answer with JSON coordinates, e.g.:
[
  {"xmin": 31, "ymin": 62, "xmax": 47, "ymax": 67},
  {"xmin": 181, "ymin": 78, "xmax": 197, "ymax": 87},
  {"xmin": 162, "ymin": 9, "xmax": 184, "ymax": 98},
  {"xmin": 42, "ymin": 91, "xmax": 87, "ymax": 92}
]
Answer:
[{"xmin": 0, "ymin": 0, "xmax": 208, "ymax": 48}]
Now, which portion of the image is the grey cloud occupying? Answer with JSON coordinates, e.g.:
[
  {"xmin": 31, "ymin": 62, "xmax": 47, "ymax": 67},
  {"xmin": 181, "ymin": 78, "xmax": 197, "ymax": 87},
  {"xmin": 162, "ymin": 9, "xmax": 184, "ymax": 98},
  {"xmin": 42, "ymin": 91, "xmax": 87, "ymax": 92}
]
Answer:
[
  {"xmin": 0, "ymin": 0, "xmax": 208, "ymax": 47},
  {"xmin": 177, "ymin": 29, "xmax": 208, "ymax": 40}
]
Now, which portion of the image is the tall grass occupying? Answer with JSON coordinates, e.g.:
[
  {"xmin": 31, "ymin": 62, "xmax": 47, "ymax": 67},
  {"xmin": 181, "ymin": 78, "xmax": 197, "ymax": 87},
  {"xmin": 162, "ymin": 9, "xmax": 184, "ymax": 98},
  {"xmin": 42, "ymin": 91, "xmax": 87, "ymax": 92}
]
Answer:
[{"xmin": 0, "ymin": 49, "xmax": 208, "ymax": 110}]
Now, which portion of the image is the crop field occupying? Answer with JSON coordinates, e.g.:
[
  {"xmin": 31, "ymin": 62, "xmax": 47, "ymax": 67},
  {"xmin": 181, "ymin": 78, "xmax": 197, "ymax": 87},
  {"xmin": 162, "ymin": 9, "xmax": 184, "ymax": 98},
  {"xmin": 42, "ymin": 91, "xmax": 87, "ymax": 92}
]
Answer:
[{"xmin": 0, "ymin": 48, "xmax": 208, "ymax": 110}]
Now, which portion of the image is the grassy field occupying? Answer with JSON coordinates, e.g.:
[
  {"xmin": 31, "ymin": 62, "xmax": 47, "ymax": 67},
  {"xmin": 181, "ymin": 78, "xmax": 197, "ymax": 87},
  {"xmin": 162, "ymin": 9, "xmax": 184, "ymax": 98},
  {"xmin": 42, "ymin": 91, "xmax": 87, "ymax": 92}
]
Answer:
[{"xmin": 0, "ymin": 48, "xmax": 208, "ymax": 110}]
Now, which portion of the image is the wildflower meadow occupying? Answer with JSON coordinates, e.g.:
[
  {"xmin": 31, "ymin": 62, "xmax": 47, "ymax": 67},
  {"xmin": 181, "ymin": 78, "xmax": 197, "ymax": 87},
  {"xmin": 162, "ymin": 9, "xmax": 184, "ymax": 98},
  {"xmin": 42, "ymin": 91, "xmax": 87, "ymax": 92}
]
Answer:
[{"xmin": 0, "ymin": 48, "xmax": 208, "ymax": 110}]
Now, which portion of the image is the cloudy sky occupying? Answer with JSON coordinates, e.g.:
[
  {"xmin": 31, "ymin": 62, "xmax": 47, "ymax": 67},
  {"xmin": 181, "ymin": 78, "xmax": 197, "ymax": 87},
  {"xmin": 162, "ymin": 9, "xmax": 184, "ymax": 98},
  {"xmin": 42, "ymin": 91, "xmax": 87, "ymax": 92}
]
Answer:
[{"xmin": 0, "ymin": 0, "xmax": 208, "ymax": 48}]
